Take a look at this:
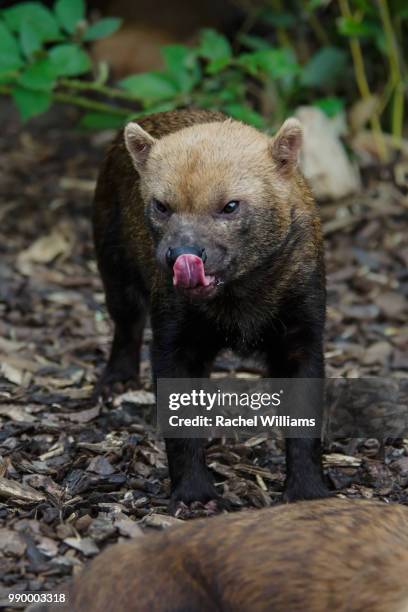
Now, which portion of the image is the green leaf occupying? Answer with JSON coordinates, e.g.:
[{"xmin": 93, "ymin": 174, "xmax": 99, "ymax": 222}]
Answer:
[
  {"xmin": 313, "ymin": 96, "xmax": 345, "ymax": 117},
  {"xmin": 20, "ymin": 18, "xmax": 42, "ymax": 57},
  {"xmin": 80, "ymin": 111, "xmax": 125, "ymax": 129},
  {"xmin": 238, "ymin": 49, "xmax": 299, "ymax": 80},
  {"xmin": 206, "ymin": 57, "xmax": 231, "ymax": 74},
  {"xmin": 0, "ymin": 21, "xmax": 23, "ymax": 73},
  {"xmin": 18, "ymin": 58, "xmax": 56, "ymax": 91},
  {"xmin": 162, "ymin": 44, "xmax": 199, "ymax": 93},
  {"xmin": 198, "ymin": 29, "xmax": 232, "ymax": 73},
  {"xmin": 218, "ymin": 84, "xmax": 245, "ymax": 104},
  {"xmin": 12, "ymin": 85, "xmax": 51, "ymax": 120},
  {"xmin": 3, "ymin": 3, "xmax": 60, "ymax": 41},
  {"xmin": 49, "ymin": 44, "xmax": 91, "ymax": 76},
  {"xmin": 84, "ymin": 17, "xmax": 122, "ymax": 41},
  {"xmin": 236, "ymin": 52, "xmax": 260, "ymax": 76},
  {"xmin": 337, "ymin": 16, "xmax": 380, "ymax": 38},
  {"xmin": 54, "ymin": 0, "xmax": 85, "ymax": 34},
  {"xmin": 301, "ymin": 47, "xmax": 347, "ymax": 88},
  {"xmin": 223, "ymin": 103, "xmax": 265, "ymax": 128},
  {"xmin": 119, "ymin": 72, "xmax": 179, "ymax": 105}
]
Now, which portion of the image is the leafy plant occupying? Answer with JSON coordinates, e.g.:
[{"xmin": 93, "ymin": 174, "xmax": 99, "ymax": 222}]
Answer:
[
  {"xmin": 0, "ymin": 0, "xmax": 406, "ymax": 153},
  {"xmin": 0, "ymin": 0, "xmax": 123, "ymax": 122}
]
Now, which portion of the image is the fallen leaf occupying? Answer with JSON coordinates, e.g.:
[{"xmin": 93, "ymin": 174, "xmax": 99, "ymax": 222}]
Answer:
[{"xmin": 17, "ymin": 226, "xmax": 73, "ymax": 265}]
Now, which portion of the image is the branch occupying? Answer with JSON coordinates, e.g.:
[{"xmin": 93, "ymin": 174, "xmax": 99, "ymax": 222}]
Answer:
[
  {"xmin": 0, "ymin": 84, "xmax": 134, "ymax": 117},
  {"xmin": 378, "ymin": 0, "xmax": 404, "ymax": 142},
  {"xmin": 338, "ymin": 0, "xmax": 387, "ymax": 161},
  {"xmin": 59, "ymin": 78, "xmax": 141, "ymax": 103}
]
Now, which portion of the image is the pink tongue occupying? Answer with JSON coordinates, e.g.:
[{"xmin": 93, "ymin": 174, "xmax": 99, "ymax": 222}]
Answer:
[{"xmin": 173, "ymin": 254, "xmax": 214, "ymax": 288}]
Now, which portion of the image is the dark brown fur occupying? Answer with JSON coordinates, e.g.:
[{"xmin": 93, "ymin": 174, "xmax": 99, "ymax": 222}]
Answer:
[
  {"xmin": 29, "ymin": 499, "xmax": 408, "ymax": 612},
  {"xmin": 92, "ymin": 109, "xmax": 328, "ymax": 508}
]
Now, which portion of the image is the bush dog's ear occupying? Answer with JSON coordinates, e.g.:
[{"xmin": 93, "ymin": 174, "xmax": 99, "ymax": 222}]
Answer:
[
  {"xmin": 270, "ymin": 118, "xmax": 303, "ymax": 176},
  {"xmin": 124, "ymin": 122, "xmax": 156, "ymax": 171}
]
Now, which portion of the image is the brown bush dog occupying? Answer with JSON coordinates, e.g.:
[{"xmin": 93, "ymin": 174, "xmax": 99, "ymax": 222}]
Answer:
[
  {"xmin": 92, "ymin": 109, "xmax": 329, "ymax": 510},
  {"xmin": 29, "ymin": 498, "xmax": 408, "ymax": 612}
]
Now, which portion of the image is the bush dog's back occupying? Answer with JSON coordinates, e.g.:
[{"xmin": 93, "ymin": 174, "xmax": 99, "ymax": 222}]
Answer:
[
  {"xmin": 93, "ymin": 109, "xmax": 328, "ymax": 510},
  {"xmin": 29, "ymin": 499, "xmax": 408, "ymax": 612}
]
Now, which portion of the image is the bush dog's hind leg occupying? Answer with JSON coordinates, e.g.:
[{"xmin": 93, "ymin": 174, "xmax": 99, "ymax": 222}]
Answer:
[
  {"xmin": 96, "ymin": 313, "xmax": 147, "ymax": 397},
  {"xmin": 94, "ymin": 252, "xmax": 148, "ymax": 398},
  {"xmin": 265, "ymin": 324, "xmax": 329, "ymax": 501}
]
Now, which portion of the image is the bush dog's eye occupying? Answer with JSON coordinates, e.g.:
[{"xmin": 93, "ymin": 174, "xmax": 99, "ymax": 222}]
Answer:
[
  {"xmin": 222, "ymin": 201, "xmax": 240, "ymax": 214},
  {"xmin": 153, "ymin": 199, "xmax": 170, "ymax": 215}
]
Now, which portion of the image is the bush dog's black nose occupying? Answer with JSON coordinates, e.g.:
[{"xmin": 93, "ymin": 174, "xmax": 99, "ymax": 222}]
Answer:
[{"xmin": 166, "ymin": 246, "xmax": 207, "ymax": 268}]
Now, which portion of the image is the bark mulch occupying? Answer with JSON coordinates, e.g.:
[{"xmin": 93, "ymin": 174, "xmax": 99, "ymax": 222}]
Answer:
[{"xmin": 0, "ymin": 101, "xmax": 407, "ymax": 606}]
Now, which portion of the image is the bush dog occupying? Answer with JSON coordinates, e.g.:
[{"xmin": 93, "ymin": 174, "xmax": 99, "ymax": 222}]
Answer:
[
  {"xmin": 92, "ymin": 109, "xmax": 328, "ymax": 509},
  {"xmin": 29, "ymin": 498, "xmax": 408, "ymax": 612}
]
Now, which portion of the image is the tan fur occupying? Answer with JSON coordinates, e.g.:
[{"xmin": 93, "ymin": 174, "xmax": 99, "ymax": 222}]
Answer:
[
  {"xmin": 31, "ymin": 499, "xmax": 408, "ymax": 612},
  {"xmin": 135, "ymin": 119, "xmax": 298, "ymax": 213},
  {"xmin": 94, "ymin": 110, "xmax": 321, "ymax": 303},
  {"xmin": 109, "ymin": 112, "xmax": 320, "ymax": 321}
]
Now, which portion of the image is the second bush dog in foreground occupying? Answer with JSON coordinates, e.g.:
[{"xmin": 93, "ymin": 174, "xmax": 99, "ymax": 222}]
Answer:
[{"xmin": 30, "ymin": 498, "xmax": 408, "ymax": 612}]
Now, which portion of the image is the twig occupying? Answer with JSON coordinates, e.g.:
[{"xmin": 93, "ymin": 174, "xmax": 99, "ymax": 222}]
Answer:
[
  {"xmin": 59, "ymin": 78, "xmax": 141, "ymax": 102},
  {"xmin": 307, "ymin": 11, "xmax": 330, "ymax": 46},
  {"xmin": 378, "ymin": 0, "xmax": 404, "ymax": 143},
  {"xmin": 338, "ymin": 0, "xmax": 387, "ymax": 161},
  {"xmin": 0, "ymin": 84, "xmax": 134, "ymax": 117},
  {"xmin": 269, "ymin": 0, "xmax": 293, "ymax": 48},
  {"xmin": 53, "ymin": 92, "xmax": 134, "ymax": 116},
  {"xmin": 0, "ymin": 477, "xmax": 45, "ymax": 503}
]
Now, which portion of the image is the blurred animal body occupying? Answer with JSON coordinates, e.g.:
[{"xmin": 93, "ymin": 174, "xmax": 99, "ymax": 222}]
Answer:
[{"xmin": 28, "ymin": 498, "xmax": 408, "ymax": 612}]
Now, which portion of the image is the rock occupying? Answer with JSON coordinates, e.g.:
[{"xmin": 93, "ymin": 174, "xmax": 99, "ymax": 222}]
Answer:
[{"xmin": 295, "ymin": 106, "xmax": 361, "ymax": 200}]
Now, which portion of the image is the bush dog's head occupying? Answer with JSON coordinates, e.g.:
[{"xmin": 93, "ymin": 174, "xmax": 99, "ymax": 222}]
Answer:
[{"xmin": 124, "ymin": 117, "xmax": 304, "ymax": 299}]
